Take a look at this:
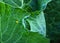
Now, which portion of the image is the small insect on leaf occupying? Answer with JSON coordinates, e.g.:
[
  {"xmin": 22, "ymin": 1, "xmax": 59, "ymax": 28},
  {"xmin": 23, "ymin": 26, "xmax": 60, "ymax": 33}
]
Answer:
[{"xmin": 16, "ymin": 20, "xmax": 19, "ymax": 24}]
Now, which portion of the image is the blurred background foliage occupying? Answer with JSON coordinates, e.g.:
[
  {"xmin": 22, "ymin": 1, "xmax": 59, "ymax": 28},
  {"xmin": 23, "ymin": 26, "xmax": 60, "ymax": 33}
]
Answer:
[{"xmin": 44, "ymin": 0, "xmax": 60, "ymax": 43}]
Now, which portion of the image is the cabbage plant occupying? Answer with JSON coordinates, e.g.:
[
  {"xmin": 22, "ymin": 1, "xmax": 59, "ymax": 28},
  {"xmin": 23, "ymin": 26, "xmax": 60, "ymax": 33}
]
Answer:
[{"xmin": 0, "ymin": 0, "xmax": 51, "ymax": 43}]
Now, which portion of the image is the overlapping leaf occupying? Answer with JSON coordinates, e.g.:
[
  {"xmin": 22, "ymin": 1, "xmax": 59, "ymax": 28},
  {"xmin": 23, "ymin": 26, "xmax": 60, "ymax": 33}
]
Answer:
[
  {"xmin": 27, "ymin": 0, "xmax": 51, "ymax": 11},
  {"xmin": 0, "ymin": 2, "xmax": 49, "ymax": 43},
  {"xmin": 0, "ymin": 0, "xmax": 51, "ymax": 9},
  {"xmin": 26, "ymin": 11, "xmax": 46, "ymax": 36},
  {"xmin": 24, "ymin": 0, "xmax": 51, "ymax": 37},
  {"xmin": 0, "ymin": 0, "xmax": 31, "ymax": 8},
  {"xmin": 0, "ymin": 0, "xmax": 52, "ymax": 43}
]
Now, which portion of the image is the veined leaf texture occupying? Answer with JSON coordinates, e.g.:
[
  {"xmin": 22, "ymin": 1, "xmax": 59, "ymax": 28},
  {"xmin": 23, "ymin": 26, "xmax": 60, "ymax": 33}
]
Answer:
[{"xmin": 0, "ymin": 0, "xmax": 51, "ymax": 43}]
